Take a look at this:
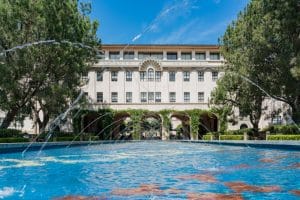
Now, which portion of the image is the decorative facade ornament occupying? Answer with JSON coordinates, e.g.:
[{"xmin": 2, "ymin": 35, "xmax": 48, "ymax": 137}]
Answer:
[{"xmin": 139, "ymin": 59, "xmax": 162, "ymax": 71}]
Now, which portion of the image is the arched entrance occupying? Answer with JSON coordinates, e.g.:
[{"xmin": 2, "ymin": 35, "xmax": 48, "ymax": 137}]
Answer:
[
  {"xmin": 112, "ymin": 112, "xmax": 132, "ymax": 140},
  {"xmin": 198, "ymin": 112, "xmax": 218, "ymax": 139},
  {"xmin": 141, "ymin": 112, "xmax": 162, "ymax": 140},
  {"xmin": 170, "ymin": 112, "xmax": 190, "ymax": 140}
]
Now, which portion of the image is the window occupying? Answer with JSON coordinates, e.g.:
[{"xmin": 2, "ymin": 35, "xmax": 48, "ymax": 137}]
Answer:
[
  {"xmin": 141, "ymin": 92, "xmax": 147, "ymax": 102},
  {"xmin": 140, "ymin": 71, "xmax": 146, "ymax": 81},
  {"xmin": 198, "ymin": 71, "xmax": 204, "ymax": 82},
  {"xmin": 148, "ymin": 92, "xmax": 154, "ymax": 102},
  {"xmin": 109, "ymin": 51, "xmax": 120, "ymax": 60},
  {"xmin": 183, "ymin": 71, "xmax": 190, "ymax": 82},
  {"xmin": 184, "ymin": 92, "xmax": 190, "ymax": 103},
  {"xmin": 210, "ymin": 52, "xmax": 220, "ymax": 60},
  {"xmin": 84, "ymin": 92, "xmax": 88, "ymax": 97},
  {"xmin": 198, "ymin": 92, "xmax": 204, "ymax": 102},
  {"xmin": 181, "ymin": 52, "xmax": 192, "ymax": 60},
  {"xmin": 148, "ymin": 69, "xmax": 154, "ymax": 81},
  {"xmin": 96, "ymin": 71, "xmax": 103, "ymax": 81},
  {"xmin": 155, "ymin": 71, "xmax": 161, "ymax": 82},
  {"xmin": 155, "ymin": 92, "xmax": 161, "ymax": 102},
  {"xmin": 111, "ymin": 71, "xmax": 118, "ymax": 82},
  {"xmin": 111, "ymin": 92, "xmax": 118, "ymax": 103},
  {"xmin": 97, "ymin": 92, "xmax": 103, "ymax": 103},
  {"xmin": 272, "ymin": 115, "xmax": 282, "ymax": 125},
  {"xmin": 124, "ymin": 51, "xmax": 134, "ymax": 60},
  {"xmin": 195, "ymin": 52, "xmax": 206, "ymax": 60},
  {"xmin": 169, "ymin": 92, "xmax": 176, "ymax": 103},
  {"xmin": 212, "ymin": 71, "xmax": 218, "ymax": 81},
  {"xmin": 167, "ymin": 52, "xmax": 177, "ymax": 60},
  {"xmin": 126, "ymin": 92, "xmax": 132, "ymax": 103},
  {"xmin": 126, "ymin": 71, "xmax": 132, "ymax": 82},
  {"xmin": 169, "ymin": 71, "xmax": 176, "ymax": 82},
  {"xmin": 138, "ymin": 52, "xmax": 163, "ymax": 60}
]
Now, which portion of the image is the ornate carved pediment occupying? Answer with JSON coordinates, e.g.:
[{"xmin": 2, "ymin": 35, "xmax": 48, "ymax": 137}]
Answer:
[{"xmin": 139, "ymin": 59, "xmax": 162, "ymax": 71}]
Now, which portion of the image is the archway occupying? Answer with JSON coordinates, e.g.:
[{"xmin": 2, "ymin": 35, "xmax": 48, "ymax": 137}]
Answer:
[
  {"xmin": 141, "ymin": 112, "xmax": 162, "ymax": 140},
  {"xmin": 170, "ymin": 112, "xmax": 190, "ymax": 140},
  {"xmin": 240, "ymin": 124, "xmax": 248, "ymax": 129},
  {"xmin": 198, "ymin": 112, "xmax": 218, "ymax": 139},
  {"xmin": 113, "ymin": 112, "xmax": 132, "ymax": 140}
]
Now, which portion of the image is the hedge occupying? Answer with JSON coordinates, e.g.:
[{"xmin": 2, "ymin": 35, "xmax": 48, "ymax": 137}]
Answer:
[
  {"xmin": 0, "ymin": 138, "xmax": 29, "ymax": 143},
  {"xmin": 202, "ymin": 135, "xmax": 212, "ymax": 140},
  {"xmin": 0, "ymin": 129, "xmax": 23, "ymax": 138},
  {"xmin": 267, "ymin": 135, "xmax": 300, "ymax": 140},
  {"xmin": 220, "ymin": 135, "xmax": 244, "ymax": 140}
]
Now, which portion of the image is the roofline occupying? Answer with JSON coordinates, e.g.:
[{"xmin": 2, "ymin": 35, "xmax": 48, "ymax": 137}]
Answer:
[{"xmin": 102, "ymin": 44, "xmax": 220, "ymax": 47}]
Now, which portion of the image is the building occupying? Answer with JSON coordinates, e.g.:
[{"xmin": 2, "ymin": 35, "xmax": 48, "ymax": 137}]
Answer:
[{"xmin": 0, "ymin": 44, "xmax": 287, "ymax": 138}]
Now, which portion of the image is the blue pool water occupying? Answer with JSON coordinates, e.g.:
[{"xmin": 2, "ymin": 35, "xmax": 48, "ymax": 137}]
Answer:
[{"xmin": 0, "ymin": 141, "xmax": 299, "ymax": 199}]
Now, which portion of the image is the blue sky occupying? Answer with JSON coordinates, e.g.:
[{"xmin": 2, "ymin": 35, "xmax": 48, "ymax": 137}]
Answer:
[{"xmin": 87, "ymin": 0, "xmax": 249, "ymax": 45}]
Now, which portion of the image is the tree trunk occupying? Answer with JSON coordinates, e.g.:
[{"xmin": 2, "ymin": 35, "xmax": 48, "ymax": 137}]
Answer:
[
  {"xmin": 37, "ymin": 113, "xmax": 50, "ymax": 134},
  {"xmin": 0, "ymin": 107, "xmax": 19, "ymax": 129},
  {"xmin": 291, "ymin": 104, "xmax": 300, "ymax": 124}
]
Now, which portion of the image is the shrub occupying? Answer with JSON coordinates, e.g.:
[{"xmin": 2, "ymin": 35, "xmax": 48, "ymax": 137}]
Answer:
[
  {"xmin": 224, "ymin": 128, "xmax": 254, "ymax": 135},
  {"xmin": 267, "ymin": 135, "xmax": 300, "ymax": 140},
  {"xmin": 55, "ymin": 137, "xmax": 81, "ymax": 142},
  {"xmin": 220, "ymin": 135, "xmax": 243, "ymax": 140},
  {"xmin": 0, "ymin": 137, "xmax": 29, "ymax": 143},
  {"xmin": 202, "ymin": 135, "xmax": 212, "ymax": 140},
  {"xmin": 0, "ymin": 129, "xmax": 23, "ymax": 138},
  {"xmin": 263, "ymin": 125, "xmax": 300, "ymax": 135}
]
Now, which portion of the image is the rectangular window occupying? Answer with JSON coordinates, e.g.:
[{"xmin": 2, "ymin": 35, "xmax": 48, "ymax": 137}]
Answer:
[
  {"xmin": 155, "ymin": 71, "xmax": 161, "ymax": 82},
  {"xmin": 195, "ymin": 52, "xmax": 206, "ymax": 60},
  {"xmin": 96, "ymin": 71, "xmax": 103, "ymax": 81},
  {"xmin": 212, "ymin": 71, "xmax": 218, "ymax": 81},
  {"xmin": 124, "ymin": 51, "xmax": 134, "ymax": 60},
  {"xmin": 169, "ymin": 71, "xmax": 176, "ymax": 82},
  {"xmin": 210, "ymin": 52, "xmax": 220, "ymax": 60},
  {"xmin": 111, "ymin": 71, "xmax": 118, "ymax": 82},
  {"xmin": 272, "ymin": 115, "xmax": 282, "ymax": 125},
  {"xmin": 126, "ymin": 92, "xmax": 132, "ymax": 103},
  {"xmin": 198, "ymin": 71, "xmax": 204, "ymax": 82},
  {"xmin": 141, "ymin": 92, "xmax": 147, "ymax": 103},
  {"xmin": 109, "ymin": 51, "xmax": 120, "ymax": 60},
  {"xmin": 181, "ymin": 52, "xmax": 192, "ymax": 60},
  {"xmin": 148, "ymin": 69, "xmax": 154, "ymax": 81},
  {"xmin": 111, "ymin": 92, "xmax": 118, "ymax": 103},
  {"xmin": 155, "ymin": 92, "xmax": 161, "ymax": 102},
  {"xmin": 167, "ymin": 52, "xmax": 177, "ymax": 60},
  {"xmin": 183, "ymin": 71, "xmax": 190, "ymax": 82},
  {"xmin": 169, "ymin": 92, "xmax": 176, "ymax": 103},
  {"xmin": 140, "ymin": 71, "xmax": 146, "ymax": 81},
  {"xmin": 126, "ymin": 71, "xmax": 132, "ymax": 82},
  {"xmin": 148, "ymin": 92, "xmax": 154, "ymax": 103},
  {"xmin": 97, "ymin": 92, "xmax": 103, "ymax": 103},
  {"xmin": 198, "ymin": 92, "xmax": 204, "ymax": 102},
  {"xmin": 184, "ymin": 92, "xmax": 190, "ymax": 103},
  {"xmin": 138, "ymin": 52, "xmax": 163, "ymax": 60}
]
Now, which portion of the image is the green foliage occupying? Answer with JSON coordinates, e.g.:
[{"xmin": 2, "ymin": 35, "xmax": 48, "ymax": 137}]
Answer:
[
  {"xmin": 267, "ymin": 135, "xmax": 300, "ymax": 141},
  {"xmin": 0, "ymin": 0, "xmax": 100, "ymax": 129},
  {"xmin": 219, "ymin": 135, "xmax": 243, "ymax": 140},
  {"xmin": 127, "ymin": 109, "xmax": 146, "ymax": 140},
  {"xmin": 218, "ymin": 0, "xmax": 300, "ymax": 125},
  {"xmin": 263, "ymin": 125, "xmax": 300, "ymax": 135},
  {"xmin": 224, "ymin": 128, "xmax": 254, "ymax": 135},
  {"xmin": 0, "ymin": 137, "xmax": 29, "ymax": 143},
  {"xmin": 0, "ymin": 129, "xmax": 23, "ymax": 138},
  {"xmin": 202, "ymin": 135, "xmax": 212, "ymax": 140}
]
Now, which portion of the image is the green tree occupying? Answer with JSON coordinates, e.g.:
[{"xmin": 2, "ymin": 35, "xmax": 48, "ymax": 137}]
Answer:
[
  {"xmin": 211, "ymin": 73, "xmax": 265, "ymax": 133},
  {"xmin": 214, "ymin": 0, "xmax": 300, "ymax": 130},
  {"xmin": 0, "ymin": 0, "xmax": 100, "ymax": 129}
]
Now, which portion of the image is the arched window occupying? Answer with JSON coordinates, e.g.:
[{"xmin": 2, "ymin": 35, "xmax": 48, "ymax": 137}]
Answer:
[{"xmin": 148, "ymin": 68, "xmax": 154, "ymax": 81}]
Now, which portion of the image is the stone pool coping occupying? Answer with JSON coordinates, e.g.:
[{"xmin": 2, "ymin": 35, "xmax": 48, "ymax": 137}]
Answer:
[
  {"xmin": 181, "ymin": 140, "xmax": 300, "ymax": 150},
  {"xmin": 0, "ymin": 140, "xmax": 300, "ymax": 153}
]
